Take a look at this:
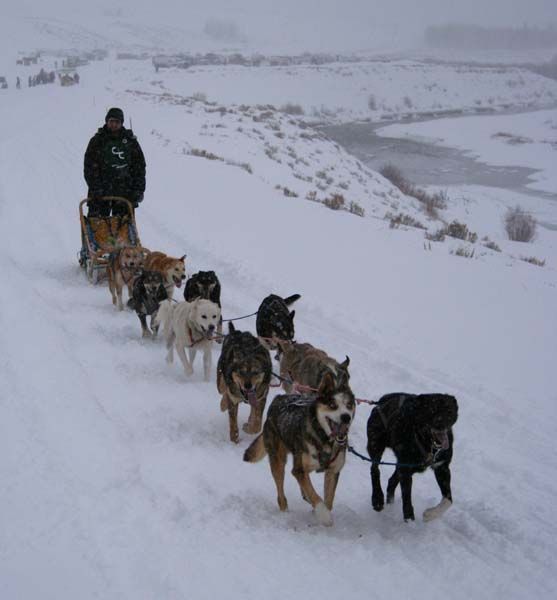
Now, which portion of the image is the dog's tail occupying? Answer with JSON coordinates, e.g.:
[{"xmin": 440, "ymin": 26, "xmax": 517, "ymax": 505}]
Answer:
[
  {"xmin": 243, "ymin": 434, "xmax": 267, "ymax": 463},
  {"xmin": 283, "ymin": 293, "xmax": 301, "ymax": 306}
]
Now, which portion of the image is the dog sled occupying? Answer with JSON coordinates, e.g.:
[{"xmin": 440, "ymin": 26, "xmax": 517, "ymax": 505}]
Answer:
[{"xmin": 78, "ymin": 196, "xmax": 142, "ymax": 284}]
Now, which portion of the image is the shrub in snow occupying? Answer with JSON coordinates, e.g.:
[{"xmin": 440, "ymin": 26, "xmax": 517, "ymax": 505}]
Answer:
[
  {"xmin": 483, "ymin": 239, "xmax": 501, "ymax": 252},
  {"xmin": 520, "ymin": 256, "xmax": 545, "ymax": 267},
  {"xmin": 451, "ymin": 246, "xmax": 475, "ymax": 258},
  {"xmin": 387, "ymin": 212, "xmax": 425, "ymax": 230},
  {"xmin": 322, "ymin": 193, "xmax": 345, "ymax": 210},
  {"xmin": 190, "ymin": 148, "xmax": 220, "ymax": 160},
  {"xmin": 280, "ymin": 103, "xmax": 305, "ymax": 116},
  {"xmin": 368, "ymin": 94, "xmax": 378, "ymax": 110},
  {"xmin": 505, "ymin": 206, "xmax": 537, "ymax": 242},
  {"xmin": 380, "ymin": 163, "xmax": 409, "ymax": 192},
  {"xmin": 276, "ymin": 185, "xmax": 298, "ymax": 198},
  {"xmin": 425, "ymin": 229, "xmax": 446, "ymax": 242},
  {"xmin": 349, "ymin": 201, "xmax": 365, "ymax": 217},
  {"xmin": 411, "ymin": 188, "xmax": 448, "ymax": 219},
  {"xmin": 306, "ymin": 190, "xmax": 318, "ymax": 201},
  {"xmin": 192, "ymin": 91, "xmax": 208, "ymax": 102},
  {"xmin": 446, "ymin": 220, "xmax": 469, "ymax": 240},
  {"xmin": 381, "ymin": 164, "xmax": 447, "ymax": 220}
]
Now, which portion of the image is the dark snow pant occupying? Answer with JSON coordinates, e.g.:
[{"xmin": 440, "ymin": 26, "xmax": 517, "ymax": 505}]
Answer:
[{"xmin": 87, "ymin": 199, "xmax": 132, "ymax": 217}]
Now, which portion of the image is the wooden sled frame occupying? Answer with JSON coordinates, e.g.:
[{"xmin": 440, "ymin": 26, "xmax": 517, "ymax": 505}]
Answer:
[{"xmin": 78, "ymin": 196, "xmax": 142, "ymax": 284}]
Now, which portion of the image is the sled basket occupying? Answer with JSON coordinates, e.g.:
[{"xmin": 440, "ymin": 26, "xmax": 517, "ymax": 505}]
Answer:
[{"xmin": 78, "ymin": 196, "xmax": 142, "ymax": 284}]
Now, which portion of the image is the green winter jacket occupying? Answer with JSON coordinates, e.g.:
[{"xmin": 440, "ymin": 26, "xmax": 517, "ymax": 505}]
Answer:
[{"xmin": 84, "ymin": 125, "xmax": 146, "ymax": 203}]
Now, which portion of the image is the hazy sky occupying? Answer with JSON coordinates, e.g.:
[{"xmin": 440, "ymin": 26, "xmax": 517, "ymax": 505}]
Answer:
[
  {"xmin": 4, "ymin": 0, "xmax": 556, "ymax": 26},
  {"xmin": 2, "ymin": 0, "xmax": 556, "ymax": 52}
]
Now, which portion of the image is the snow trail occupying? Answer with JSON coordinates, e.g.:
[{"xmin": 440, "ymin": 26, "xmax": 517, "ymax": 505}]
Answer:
[{"xmin": 0, "ymin": 52, "xmax": 556, "ymax": 600}]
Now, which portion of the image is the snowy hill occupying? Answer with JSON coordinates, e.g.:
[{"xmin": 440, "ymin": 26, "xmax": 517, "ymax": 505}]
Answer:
[{"xmin": 1, "ymin": 15, "xmax": 556, "ymax": 600}]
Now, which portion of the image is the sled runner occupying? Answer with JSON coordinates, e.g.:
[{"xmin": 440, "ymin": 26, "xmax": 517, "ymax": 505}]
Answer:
[{"xmin": 78, "ymin": 196, "xmax": 141, "ymax": 284}]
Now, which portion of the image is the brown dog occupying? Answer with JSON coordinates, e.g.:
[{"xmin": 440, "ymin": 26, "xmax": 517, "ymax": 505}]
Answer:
[
  {"xmin": 107, "ymin": 246, "xmax": 149, "ymax": 310},
  {"xmin": 216, "ymin": 323, "xmax": 272, "ymax": 443},
  {"xmin": 277, "ymin": 340, "xmax": 351, "ymax": 395},
  {"xmin": 143, "ymin": 251, "xmax": 187, "ymax": 299}
]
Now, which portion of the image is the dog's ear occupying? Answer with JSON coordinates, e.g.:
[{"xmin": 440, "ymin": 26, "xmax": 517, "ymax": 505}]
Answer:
[
  {"xmin": 228, "ymin": 321, "xmax": 236, "ymax": 334},
  {"xmin": 276, "ymin": 338, "xmax": 290, "ymax": 353},
  {"xmin": 141, "ymin": 247, "xmax": 151, "ymax": 256},
  {"xmin": 179, "ymin": 254, "xmax": 187, "ymax": 261},
  {"xmin": 339, "ymin": 356, "xmax": 350, "ymax": 370},
  {"xmin": 318, "ymin": 372, "xmax": 335, "ymax": 397}
]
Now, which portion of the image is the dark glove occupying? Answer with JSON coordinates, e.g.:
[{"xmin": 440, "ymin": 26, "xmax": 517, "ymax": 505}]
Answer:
[{"xmin": 131, "ymin": 192, "xmax": 144, "ymax": 208}]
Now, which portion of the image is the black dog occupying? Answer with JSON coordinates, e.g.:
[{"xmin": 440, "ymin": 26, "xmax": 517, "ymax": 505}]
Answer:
[
  {"xmin": 127, "ymin": 270, "xmax": 168, "ymax": 338},
  {"xmin": 184, "ymin": 270, "xmax": 221, "ymax": 305},
  {"xmin": 256, "ymin": 293, "xmax": 301, "ymax": 351},
  {"xmin": 184, "ymin": 270, "xmax": 222, "ymax": 338},
  {"xmin": 366, "ymin": 393, "xmax": 458, "ymax": 522}
]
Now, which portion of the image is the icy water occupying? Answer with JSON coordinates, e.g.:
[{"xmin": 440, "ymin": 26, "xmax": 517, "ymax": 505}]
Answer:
[{"xmin": 321, "ymin": 120, "xmax": 539, "ymax": 191}]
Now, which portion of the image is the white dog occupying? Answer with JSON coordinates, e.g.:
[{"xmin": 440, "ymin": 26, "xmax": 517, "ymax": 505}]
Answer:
[{"xmin": 155, "ymin": 298, "xmax": 221, "ymax": 381}]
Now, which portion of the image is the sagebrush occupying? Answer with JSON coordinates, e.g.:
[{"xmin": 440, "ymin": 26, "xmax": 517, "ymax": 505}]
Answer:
[{"xmin": 504, "ymin": 206, "xmax": 536, "ymax": 242}]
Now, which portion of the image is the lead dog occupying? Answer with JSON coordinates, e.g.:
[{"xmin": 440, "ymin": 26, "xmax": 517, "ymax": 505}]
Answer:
[
  {"xmin": 367, "ymin": 393, "xmax": 458, "ymax": 522},
  {"xmin": 217, "ymin": 322, "xmax": 272, "ymax": 443},
  {"xmin": 144, "ymin": 251, "xmax": 187, "ymax": 299},
  {"xmin": 244, "ymin": 372, "xmax": 356, "ymax": 527},
  {"xmin": 155, "ymin": 298, "xmax": 221, "ymax": 380},
  {"xmin": 106, "ymin": 246, "xmax": 149, "ymax": 310}
]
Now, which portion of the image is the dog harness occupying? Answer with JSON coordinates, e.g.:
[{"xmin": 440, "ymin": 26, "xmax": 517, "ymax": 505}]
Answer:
[{"xmin": 374, "ymin": 394, "xmax": 408, "ymax": 429}]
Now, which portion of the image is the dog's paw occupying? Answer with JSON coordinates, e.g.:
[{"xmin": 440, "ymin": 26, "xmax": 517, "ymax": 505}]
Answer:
[
  {"xmin": 314, "ymin": 502, "xmax": 333, "ymax": 527},
  {"xmin": 423, "ymin": 497, "xmax": 452, "ymax": 522},
  {"xmin": 372, "ymin": 492, "xmax": 385, "ymax": 512},
  {"xmin": 142, "ymin": 330, "xmax": 153, "ymax": 339},
  {"xmin": 184, "ymin": 367, "xmax": 194, "ymax": 376},
  {"xmin": 403, "ymin": 509, "xmax": 415, "ymax": 522}
]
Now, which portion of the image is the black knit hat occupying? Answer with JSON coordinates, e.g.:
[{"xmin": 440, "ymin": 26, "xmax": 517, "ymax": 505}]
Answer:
[{"xmin": 105, "ymin": 107, "xmax": 124, "ymax": 123}]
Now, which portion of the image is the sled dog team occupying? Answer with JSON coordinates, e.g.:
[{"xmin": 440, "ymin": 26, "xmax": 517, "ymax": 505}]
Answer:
[{"xmin": 106, "ymin": 246, "xmax": 459, "ymax": 527}]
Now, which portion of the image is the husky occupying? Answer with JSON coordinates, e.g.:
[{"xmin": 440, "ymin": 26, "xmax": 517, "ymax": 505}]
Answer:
[
  {"xmin": 256, "ymin": 293, "xmax": 301, "ymax": 351},
  {"xmin": 277, "ymin": 340, "xmax": 351, "ymax": 395},
  {"xmin": 367, "ymin": 393, "xmax": 458, "ymax": 522},
  {"xmin": 155, "ymin": 298, "xmax": 221, "ymax": 380},
  {"xmin": 127, "ymin": 270, "xmax": 168, "ymax": 338},
  {"xmin": 185, "ymin": 270, "xmax": 223, "ymax": 338},
  {"xmin": 244, "ymin": 372, "xmax": 356, "ymax": 526},
  {"xmin": 184, "ymin": 270, "xmax": 221, "ymax": 305},
  {"xmin": 216, "ymin": 322, "xmax": 272, "ymax": 443},
  {"xmin": 143, "ymin": 251, "xmax": 187, "ymax": 299},
  {"xmin": 106, "ymin": 246, "xmax": 149, "ymax": 310}
]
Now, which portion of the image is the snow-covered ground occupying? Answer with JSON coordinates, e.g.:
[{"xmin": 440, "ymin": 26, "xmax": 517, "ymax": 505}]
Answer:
[
  {"xmin": 119, "ymin": 58, "xmax": 557, "ymax": 124},
  {"xmin": 1, "ymin": 16, "xmax": 557, "ymax": 600}
]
